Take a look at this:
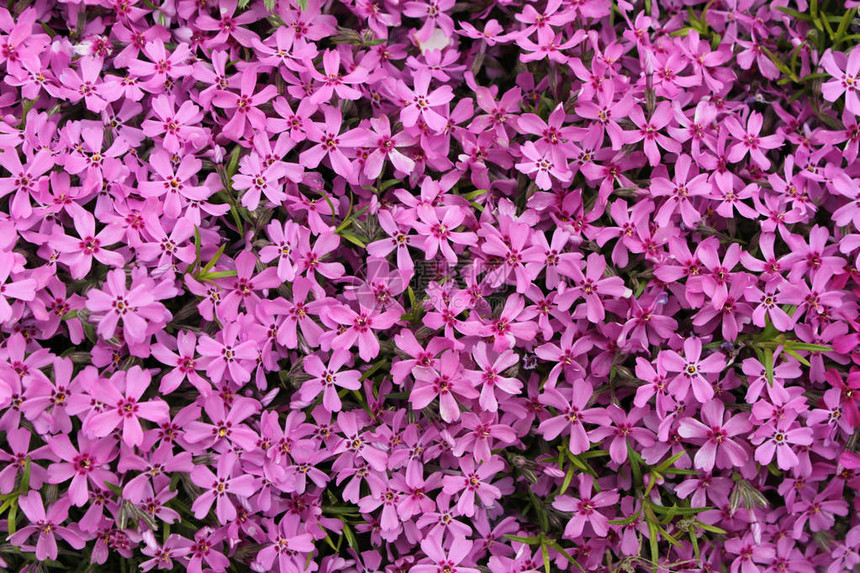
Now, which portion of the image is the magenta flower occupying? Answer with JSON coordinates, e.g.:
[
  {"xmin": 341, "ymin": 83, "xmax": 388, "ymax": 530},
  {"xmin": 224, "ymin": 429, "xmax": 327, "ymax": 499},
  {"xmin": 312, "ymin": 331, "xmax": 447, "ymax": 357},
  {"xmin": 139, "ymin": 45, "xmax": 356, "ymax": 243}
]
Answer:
[
  {"xmin": 363, "ymin": 115, "xmax": 416, "ymax": 179},
  {"xmin": 441, "ymin": 456, "xmax": 504, "ymax": 517},
  {"xmin": 725, "ymin": 111, "xmax": 784, "ymax": 170},
  {"xmin": 85, "ymin": 269, "xmax": 172, "ymax": 344},
  {"xmin": 553, "ymin": 474, "xmax": 619, "ymax": 538},
  {"xmin": 212, "ymin": 66, "xmax": 278, "ymax": 141},
  {"xmin": 197, "ymin": 322, "xmax": 259, "ymax": 384},
  {"xmin": 49, "ymin": 210, "xmax": 125, "ymax": 280},
  {"xmin": 821, "ymin": 48, "xmax": 860, "ymax": 115},
  {"xmin": 151, "ymin": 331, "xmax": 210, "ymax": 396},
  {"xmin": 299, "ymin": 351, "xmax": 362, "ymax": 412},
  {"xmin": 395, "ymin": 70, "xmax": 454, "ymax": 132},
  {"xmin": 0, "ymin": 250, "xmax": 36, "ymax": 322},
  {"xmin": 255, "ymin": 517, "xmax": 315, "ymax": 573},
  {"xmin": 326, "ymin": 303, "xmax": 400, "ymax": 361},
  {"xmin": 137, "ymin": 150, "xmax": 211, "ymax": 219},
  {"xmin": 751, "ymin": 414, "xmax": 814, "ymax": 470},
  {"xmin": 8, "ymin": 492, "xmax": 85, "ymax": 560},
  {"xmin": 650, "ymin": 154, "xmax": 710, "ymax": 227},
  {"xmin": 191, "ymin": 452, "xmax": 260, "ymax": 523},
  {"xmin": 309, "ymin": 49, "xmax": 369, "ymax": 105},
  {"xmin": 83, "ymin": 366, "xmax": 169, "ymax": 447},
  {"xmin": 464, "ymin": 342, "xmax": 522, "ymax": 413},
  {"xmin": 538, "ymin": 380, "xmax": 609, "ymax": 454},
  {"xmin": 659, "ymin": 337, "xmax": 725, "ymax": 403},
  {"xmin": 515, "ymin": 141, "xmax": 572, "ymax": 190},
  {"xmin": 558, "ymin": 252, "xmax": 632, "ymax": 323},
  {"xmin": 588, "ymin": 404, "xmax": 655, "ymax": 464},
  {"xmin": 299, "ymin": 106, "xmax": 369, "ymax": 182},
  {"xmin": 622, "ymin": 102, "xmax": 681, "ymax": 166},
  {"xmin": 412, "ymin": 350, "xmax": 479, "ymax": 422},
  {"xmin": 46, "ymin": 433, "xmax": 116, "ymax": 506},
  {"xmin": 183, "ymin": 395, "xmax": 260, "ymax": 452},
  {"xmin": 140, "ymin": 95, "xmax": 206, "ymax": 153},
  {"xmin": 678, "ymin": 399, "xmax": 752, "ymax": 472},
  {"xmin": 414, "ymin": 536, "xmax": 479, "ymax": 573},
  {"xmin": 411, "ymin": 206, "xmax": 478, "ymax": 263}
]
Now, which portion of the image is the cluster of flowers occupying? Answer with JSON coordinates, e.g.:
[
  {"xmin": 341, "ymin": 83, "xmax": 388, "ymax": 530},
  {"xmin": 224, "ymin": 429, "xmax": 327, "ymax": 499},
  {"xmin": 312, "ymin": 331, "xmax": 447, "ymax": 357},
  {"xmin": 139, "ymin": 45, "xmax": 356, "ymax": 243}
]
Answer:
[{"xmin": 1, "ymin": 0, "xmax": 860, "ymax": 570}]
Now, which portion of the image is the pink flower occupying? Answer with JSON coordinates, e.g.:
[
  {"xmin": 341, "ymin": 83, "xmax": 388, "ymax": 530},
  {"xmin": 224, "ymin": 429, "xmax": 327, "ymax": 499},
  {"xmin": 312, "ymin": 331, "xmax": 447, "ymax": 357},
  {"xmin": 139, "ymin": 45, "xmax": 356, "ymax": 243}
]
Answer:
[
  {"xmin": 678, "ymin": 399, "xmax": 752, "ymax": 472},
  {"xmin": 659, "ymin": 337, "xmax": 726, "ymax": 403},
  {"xmin": 46, "ymin": 433, "xmax": 116, "ymax": 506},
  {"xmin": 588, "ymin": 404, "xmax": 655, "ymax": 464},
  {"xmin": 190, "ymin": 452, "xmax": 260, "ymax": 523},
  {"xmin": 821, "ymin": 48, "xmax": 860, "ymax": 115},
  {"xmin": 515, "ymin": 141, "xmax": 572, "ymax": 190},
  {"xmin": 299, "ymin": 351, "xmax": 362, "ymax": 412},
  {"xmin": 441, "ymin": 456, "xmax": 504, "ymax": 517},
  {"xmin": 85, "ymin": 269, "xmax": 172, "ymax": 345},
  {"xmin": 412, "ymin": 350, "xmax": 479, "ymax": 422},
  {"xmin": 413, "ymin": 535, "xmax": 480, "ymax": 573},
  {"xmin": 538, "ymin": 380, "xmax": 609, "ymax": 454},
  {"xmin": 326, "ymin": 303, "xmax": 400, "ymax": 362},
  {"xmin": 395, "ymin": 70, "xmax": 455, "ymax": 132},
  {"xmin": 751, "ymin": 413, "xmax": 814, "ymax": 470},
  {"xmin": 83, "ymin": 366, "xmax": 169, "ymax": 447},
  {"xmin": 553, "ymin": 474, "xmax": 619, "ymax": 538},
  {"xmin": 725, "ymin": 111, "xmax": 784, "ymax": 170},
  {"xmin": 8, "ymin": 492, "xmax": 85, "ymax": 560}
]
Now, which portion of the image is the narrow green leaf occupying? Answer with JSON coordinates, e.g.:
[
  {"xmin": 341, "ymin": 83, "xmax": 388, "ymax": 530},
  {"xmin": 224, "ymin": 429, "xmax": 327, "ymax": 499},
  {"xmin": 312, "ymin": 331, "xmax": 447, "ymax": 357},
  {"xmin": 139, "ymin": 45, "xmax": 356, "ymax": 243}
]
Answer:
[
  {"xmin": 7, "ymin": 499, "xmax": 17, "ymax": 535},
  {"xmin": 201, "ymin": 243, "xmax": 227, "ymax": 274},
  {"xmin": 504, "ymin": 534, "xmax": 542, "ymax": 544},
  {"xmin": 783, "ymin": 348, "xmax": 811, "ymax": 367},
  {"xmin": 339, "ymin": 232, "xmax": 367, "ymax": 248},
  {"xmin": 608, "ymin": 508, "xmax": 641, "ymax": 526},
  {"xmin": 695, "ymin": 521, "xmax": 727, "ymax": 534},
  {"xmin": 541, "ymin": 539, "xmax": 551, "ymax": 573},
  {"xmin": 655, "ymin": 451, "xmax": 687, "ymax": 473},
  {"xmin": 199, "ymin": 270, "xmax": 238, "ymax": 280},
  {"xmin": 547, "ymin": 540, "xmax": 586, "ymax": 573},
  {"xmin": 763, "ymin": 347, "xmax": 774, "ymax": 387},
  {"xmin": 559, "ymin": 465, "xmax": 575, "ymax": 496},
  {"xmin": 461, "ymin": 189, "xmax": 489, "ymax": 201}
]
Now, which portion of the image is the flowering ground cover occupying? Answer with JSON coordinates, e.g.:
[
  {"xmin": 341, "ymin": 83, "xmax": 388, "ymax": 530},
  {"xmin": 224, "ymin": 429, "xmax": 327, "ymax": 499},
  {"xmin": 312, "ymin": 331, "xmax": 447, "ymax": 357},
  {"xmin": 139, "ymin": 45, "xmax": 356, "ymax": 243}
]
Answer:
[{"xmin": 1, "ymin": 0, "xmax": 860, "ymax": 571}]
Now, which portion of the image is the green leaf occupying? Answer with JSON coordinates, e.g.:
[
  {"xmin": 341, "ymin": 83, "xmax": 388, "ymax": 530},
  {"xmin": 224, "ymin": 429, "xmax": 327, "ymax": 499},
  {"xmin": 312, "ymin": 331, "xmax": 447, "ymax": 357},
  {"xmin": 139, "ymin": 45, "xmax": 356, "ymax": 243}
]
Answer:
[
  {"xmin": 339, "ymin": 232, "xmax": 366, "ymax": 249},
  {"xmin": 655, "ymin": 451, "xmax": 687, "ymax": 473},
  {"xmin": 7, "ymin": 499, "xmax": 17, "ymax": 535},
  {"xmin": 783, "ymin": 348, "xmax": 811, "ymax": 367},
  {"xmin": 200, "ymin": 242, "xmax": 227, "ymax": 274},
  {"xmin": 504, "ymin": 534, "xmax": 542, "ymax": 545},
  {"xmin": 360, "ymin": 359, "xmax": 389, "ymax": 382},
  {"xmin": 559, "ymin": 465, "xmax": 575, "ymax": 496},
  {"xmin": 226, "ymin": 146, "xmax": 242, "ymax": 179},
  {"xmin": 775, "ymin": 6, "xmax": 813, "ymax": 20},
  {"xmin": 541, "ymin": 539, "xmax": 551, "ymax": 573},
  {"xmin": 628, "ymin": 443, "xmax": 642, "ymax": 486},
  {"xmin": 689, "ymin": 525, "xmax": 701, "ymax": 560},
  {"xmin": 608, "ymin": 508, "xmax": 641, "ymax": 526},
  {"xmin": 19, "ymin": 458, "xmax": 31, "ymax": 494},
  {"xmin": 785, "ymin": 342, "xmax": 832, "ymax": 352},
  {"xmin": 546, "ymin": 540, "xmax": 586, "ymax": 573},
  {"xmin": 297, "ymin": 0, "xmax": 308, "ymax": 9},
  {"xmin": 646, "ymin": 518, "xmax": 660, "ymax": 572},
  {"xmin": 199, "ymin": 270, "xmax": 238, "ymax": 281},
  {"xmin": 342, "ymin": 522, "xmax": 357, "ymax": 548},
  {"xmin": 461, "ymin": 189, "xmax": 489, "ymax": 201},
  {"xmin": 763, "ymin": 346, "xmax": 775, "ymax": 387},
  {"xmin": 694, "ymin": 520, "xmax": 727, "ymax": 534},
  {"xmin": 105, "ymin": 481, "xmax": 124, "ymax": 497}
]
